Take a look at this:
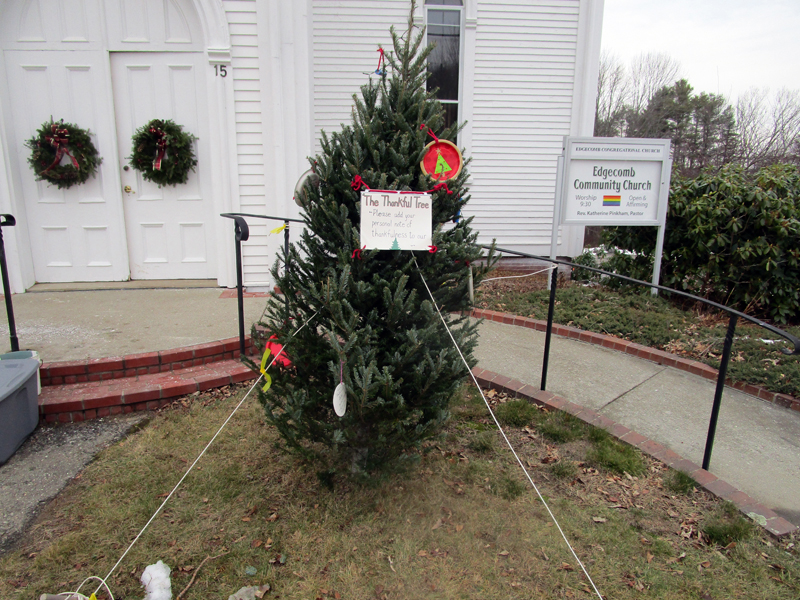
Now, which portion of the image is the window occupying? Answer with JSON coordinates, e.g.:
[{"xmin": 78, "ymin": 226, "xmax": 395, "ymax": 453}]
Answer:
[{"xmin": 425, "ymin": 0, "xmax": 462, "ymax": 131}]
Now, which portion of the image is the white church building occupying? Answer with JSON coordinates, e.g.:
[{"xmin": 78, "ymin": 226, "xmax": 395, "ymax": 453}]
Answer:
[{"xmin": 0, "ymin": 0, "xmax": 603, "ymax": 292}]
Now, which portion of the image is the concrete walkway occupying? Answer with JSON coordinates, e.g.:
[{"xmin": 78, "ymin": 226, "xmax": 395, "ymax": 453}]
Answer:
[
  {"xmin": 0, "ymin": 285, "xmax": 798, "ymax": 531},
  {"xmin": 473, "ymin": 318, "xmax": 800, "ymax": 528}
]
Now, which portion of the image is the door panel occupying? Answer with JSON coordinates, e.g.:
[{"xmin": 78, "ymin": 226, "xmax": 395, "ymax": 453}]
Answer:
[
  {"xmin": 3, "ymin": 50, "xmax": 129, "ymax": 282},
  {"xmin": 110, "ymin": 52, "xmax": 215, "ymax": 279}
]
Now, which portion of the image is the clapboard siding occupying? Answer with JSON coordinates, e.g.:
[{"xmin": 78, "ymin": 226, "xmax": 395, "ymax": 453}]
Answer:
[
  {"xmin": 222, "ymin": 0, "xmax": 271, "ymax": 285},
  {"xmin": 467, "ymin": 0, "xmax": 580, "ymax": 250},
  {"xmin": 311, "ymin": 0, "xmax": 416, "ymax": 154}
]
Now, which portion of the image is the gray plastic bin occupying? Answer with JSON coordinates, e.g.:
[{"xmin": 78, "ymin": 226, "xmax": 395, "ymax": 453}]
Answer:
[{"xmin": 0, "ymin": 358, "xmax": 40, "ymax": 464}]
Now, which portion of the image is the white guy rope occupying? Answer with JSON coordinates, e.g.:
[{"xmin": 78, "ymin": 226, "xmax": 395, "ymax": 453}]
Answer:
[
  {"xmin": 68, "ymin": 575, "xmax": 116, "ymax": 600},
  {"xmin": 90, "ymin": 312, "xmax": 318, "ymax": 595},
  {"xmin": 479, "ymin": 265, "xmax": 556, "ymax": 285},
  {"xmin": 413, "ymin": 257, "xmax": 603, "ymax": 600}
]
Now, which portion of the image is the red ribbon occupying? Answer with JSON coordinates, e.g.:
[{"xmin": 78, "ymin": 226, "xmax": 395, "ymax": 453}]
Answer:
[
  {"xmin": 150, "ymin": 127, "xmax": 168, "ymax": 171},
  {"xmin": 41, "ymin": 123, "xmax": 80, "ymax": 174},
  {"xmin": 428, "ymin": 245, "xmax": 437, "ymax": 253},
  {"xmin": 352, "ymin": 245, "xmax": 366, "ymax": 260},
  {"xmin": 375, "ymin": 47, "xmax": 386, "ymax": 75},
  {"xmin": 427, "ymin": 182, "xmax": 453, "ymax": 194},
  {"xmin": 351, "ymin": 175, "xmax": 367, "ymax": 191},
  {"xmin": 419, "ymin": 123, "xmax": 439, "ymax": 143}
]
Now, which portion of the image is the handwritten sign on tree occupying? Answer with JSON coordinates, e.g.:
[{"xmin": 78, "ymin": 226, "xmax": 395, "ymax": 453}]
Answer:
[{"xmin": 360, "ymin": 190, "xmax": 432, "ymax": 250}]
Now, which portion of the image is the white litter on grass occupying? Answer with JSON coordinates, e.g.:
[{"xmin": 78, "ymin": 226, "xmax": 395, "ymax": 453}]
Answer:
[{"xmin": 141, "ymin": 561, "xmax": 172, "ymax": 600}]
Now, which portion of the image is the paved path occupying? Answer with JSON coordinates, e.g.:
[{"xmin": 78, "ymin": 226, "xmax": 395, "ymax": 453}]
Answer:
[{"xmin": 473, "ymin": 318, "xmax": 800, "ymax": 526}]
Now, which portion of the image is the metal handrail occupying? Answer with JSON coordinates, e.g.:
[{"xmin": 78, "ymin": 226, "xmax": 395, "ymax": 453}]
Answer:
[
  {"xmin": 221, "ymin": 212, "xmax": 301, "ymax": 356},
  {"xmin": 479, "ymin": 244, "xmax": 800, "ymax": 470}
]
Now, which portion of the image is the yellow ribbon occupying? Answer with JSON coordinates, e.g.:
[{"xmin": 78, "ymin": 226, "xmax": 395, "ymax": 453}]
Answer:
[
  {"xmin": 260, "ymin": 348, "xmax": 273, "ymax": 391},
  {"xmin": 270, "ymin": 223, "xmax": 287, "ymax": 234}
]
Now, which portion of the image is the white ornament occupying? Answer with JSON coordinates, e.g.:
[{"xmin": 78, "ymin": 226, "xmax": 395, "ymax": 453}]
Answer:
[
  {"xmin": 293, "ymin": 168, "xmax": 320, "ymax": 207},
  {"xmin": 333, "ymin": 381, "xmax": 347, "ymax": 417}
]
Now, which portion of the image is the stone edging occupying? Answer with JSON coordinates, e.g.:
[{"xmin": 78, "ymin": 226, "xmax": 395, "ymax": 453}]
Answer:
[
  {"xmin": 472, "ymin": 365, "xmax": 797, "ymax": 538},
  {"xmin": 471, "ymin": 308, "xmax": 800, "ymax": 414},
  {"xmin": 39, "ymin": 336, "xmax": 255, "ymax": 387}
]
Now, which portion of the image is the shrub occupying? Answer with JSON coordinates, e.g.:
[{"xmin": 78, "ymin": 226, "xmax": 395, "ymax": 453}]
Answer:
[{"xmin": 602, "ymin": 164, "xmax": 800, "ymax": 323}]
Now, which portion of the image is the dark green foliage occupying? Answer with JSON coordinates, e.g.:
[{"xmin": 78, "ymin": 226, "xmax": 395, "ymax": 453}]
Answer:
[
  {"xmin": 25, "ymin": 119, "xmax": 102, "ymax": 189},
  {"xmin": 495, "ymin": 400, "xmax": 539, "ymax": 427},
  {"xmin": 570, "ymin": 249, "xmax": 600, "ymax": 282},
  {"xmin": 702, "ymin": 503, "xmax": 755, "ymax": 546},
  {"xmin": 129, "ymin": 119, "xmax": 197, "ymax": 186},
  {"xmin": 602, "ymin": 163, "xmax": 800, "ymax": 323},
  {"xmin": 255, "ymin": 5, "xmax": 490, "ymax": 478},
  {"xmin": 665, "ymin": 469, "xmax": 697, "ymax": 495},
  {"xmin": 626, "ymin": 80, "xmax": 737, "ymax": 177}
]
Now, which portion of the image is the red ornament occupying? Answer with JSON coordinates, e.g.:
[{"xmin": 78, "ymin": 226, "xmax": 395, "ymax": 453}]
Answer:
[{"xmin": 420, "ymin": 139, "xmax": 463, "ymax": 182}]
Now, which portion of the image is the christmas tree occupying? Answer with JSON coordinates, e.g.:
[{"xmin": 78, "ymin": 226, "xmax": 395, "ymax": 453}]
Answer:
[{"xmin": 255, "ymin": 2, "xmax": 490, "ymax": 479}]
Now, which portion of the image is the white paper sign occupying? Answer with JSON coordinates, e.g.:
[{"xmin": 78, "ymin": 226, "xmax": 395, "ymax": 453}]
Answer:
[{"xmin": 360, "ymin": 190, "xmax": 432, "ymax": 250}]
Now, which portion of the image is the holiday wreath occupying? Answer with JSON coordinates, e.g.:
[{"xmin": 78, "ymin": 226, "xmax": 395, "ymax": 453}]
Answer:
[
  {"xmin": 129, "ymin": 119, "xmax": 197, "ymax": 186},
  {"xmin": 25, "ymin": 119, "xmax": 102, "ymax": 189}
]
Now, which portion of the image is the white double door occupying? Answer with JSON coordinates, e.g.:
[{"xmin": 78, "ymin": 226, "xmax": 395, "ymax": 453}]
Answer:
[
  {"xmin": 3, "ymin": 50, "xmax": 215, "ymax": 282},
  {"xmin": 111, "ymin": 51, "xmax": 216, "ymax": 280}
]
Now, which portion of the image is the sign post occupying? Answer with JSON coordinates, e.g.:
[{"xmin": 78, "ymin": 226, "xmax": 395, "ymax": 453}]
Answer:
[{"xmin": 555, "ymin": 137, "xmax": 672, "ymax": 294}]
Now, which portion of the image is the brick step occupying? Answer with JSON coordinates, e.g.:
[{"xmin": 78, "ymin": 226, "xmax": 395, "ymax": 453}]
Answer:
[
  {"xmin": 39, "ymin": 358, "xmax": 259, "ymax": 423},
  {"xmin": 39, "ymin": 336, "xmax": 255, "ymax": 387}
]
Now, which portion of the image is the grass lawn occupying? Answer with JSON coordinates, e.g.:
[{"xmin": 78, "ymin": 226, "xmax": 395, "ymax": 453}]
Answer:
[
  {"xmin": 476, "ymin": 272, "xmax": 800, "ymax": 399},
  {"xmin": 1, "ymin": 383, "xmax": 797, "ymax": 599}
]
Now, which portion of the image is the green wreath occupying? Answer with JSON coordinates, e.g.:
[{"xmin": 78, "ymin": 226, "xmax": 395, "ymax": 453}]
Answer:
[
  {"xmin": 25, "ymin": 119, "xmax": 102, "ymax": 189},
  {"xmin": 129, "ymin": 119, "xmax": 197, "ymax": 186}
]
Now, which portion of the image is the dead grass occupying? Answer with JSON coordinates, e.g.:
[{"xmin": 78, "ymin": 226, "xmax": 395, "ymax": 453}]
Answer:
[{"xmin": 1, "ymin": 384, "xmax": 798, "ymax": 599}]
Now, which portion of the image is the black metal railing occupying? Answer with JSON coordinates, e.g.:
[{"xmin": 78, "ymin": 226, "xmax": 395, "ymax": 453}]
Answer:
[
  {"xmin": 481, "ymin": 245, "xmax": 800, "ymax": 471},
  {"xmin": 219, "ymin": 217, "xmax": 800, "ymax": 472},
  {"xmin": 220, "ymin": 213, "xmax": 303, "ymax": 356}
]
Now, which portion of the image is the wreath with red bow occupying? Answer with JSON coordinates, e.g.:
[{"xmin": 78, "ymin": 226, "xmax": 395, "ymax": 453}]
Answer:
[
  {"xmin": 25, "ymin": 119, "xmax": 102, "ymax": 189},
  {"xmin": 129, "ymin": 119, "xmax": 197, "ymax": 186}
]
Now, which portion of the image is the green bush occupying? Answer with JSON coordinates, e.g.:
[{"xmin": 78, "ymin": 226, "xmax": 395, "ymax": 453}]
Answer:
[{"xmin": 602, "ymin": 164, "xmax": 800, "ymax": 323}]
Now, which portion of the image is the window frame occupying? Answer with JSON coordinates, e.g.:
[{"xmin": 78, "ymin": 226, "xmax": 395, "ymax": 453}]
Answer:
[{"xmin": 424, "ymin": 0, "xmax": 465, "ymax": 137}]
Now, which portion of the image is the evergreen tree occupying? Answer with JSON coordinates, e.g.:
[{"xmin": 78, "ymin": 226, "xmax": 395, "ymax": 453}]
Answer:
[{"xmin": 255, "ymin": 3, "xmax": 489, "ymax": 480}]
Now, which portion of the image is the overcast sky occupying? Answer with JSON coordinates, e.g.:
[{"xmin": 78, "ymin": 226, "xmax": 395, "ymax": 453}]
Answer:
[{"xmin": 600, "ymin": 0, "xmax": 800, "ymax": 101}]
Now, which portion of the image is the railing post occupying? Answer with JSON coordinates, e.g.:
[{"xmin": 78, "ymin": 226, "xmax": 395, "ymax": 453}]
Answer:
[
  {"xmin": 231, "ymin": 217, "xmax": 249, "ymax": 357},
  {"xmin": 702, "ymin": 313, "xmax": 738, "ymax": 471},
  {"xmin": 540, "ymin": 265, "xmax": 559, "ymax": 390},
  {"xmin": 0, "ymin": 215, "xmax": 19, "ymax": 352},
  {"xmin": 283, "ymin": 220, "xmax": 290, "ymax": 318}
]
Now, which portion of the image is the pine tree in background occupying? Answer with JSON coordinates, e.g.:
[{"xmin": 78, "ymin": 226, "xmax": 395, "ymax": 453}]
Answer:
[{"xmin": 255, "ymin": 2, "xmax": 491, "ymax": 479}]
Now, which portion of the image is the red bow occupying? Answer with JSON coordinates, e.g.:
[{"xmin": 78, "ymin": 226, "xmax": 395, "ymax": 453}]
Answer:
[
  {"xmin": 351, "ymin": 175, "xmax": 366, "ymax": 191},
  {"xmin": 352, "ymin": 245, "xmax": 366, "ymax": 260},
  {"xmin": 429, "ymin": 183, "xmax": 453, "ymax": 194},
  {"xmin": 41, "ymin": 123, "xmax": 79, "ymax": 174},
  {"xmin": 428, "ymin": 245, "xmax": 437, "ymax": 253},
  {"xmin": 150, "ymin": 127, "xmax": 168, "ymax": 171}
]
